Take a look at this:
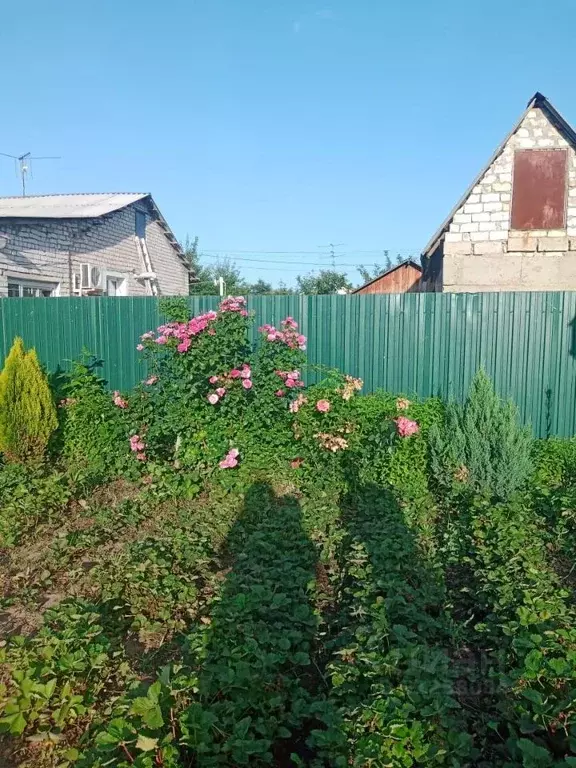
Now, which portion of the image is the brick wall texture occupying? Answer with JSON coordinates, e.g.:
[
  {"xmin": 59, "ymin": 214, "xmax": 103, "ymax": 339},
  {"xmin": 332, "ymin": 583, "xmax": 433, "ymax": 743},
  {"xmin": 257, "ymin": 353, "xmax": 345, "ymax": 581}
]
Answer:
[
  {"xmin": 0, "ymin": 200, "xmax": 189, "ymax": 296},
  {"xmin": 442, "ymin": 106, "xmax": 576, "ymax": 292}
]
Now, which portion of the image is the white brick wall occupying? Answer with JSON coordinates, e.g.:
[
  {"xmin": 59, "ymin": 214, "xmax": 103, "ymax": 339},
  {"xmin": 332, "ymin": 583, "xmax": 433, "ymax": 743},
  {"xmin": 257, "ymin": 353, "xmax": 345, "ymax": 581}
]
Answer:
[
  {"xmin": 0, "ymin": 202, "xmax": 189, "ymax": 297},
  {"xmin": 442, "ymin": 106, "xmax": 576, "ymax": 292}
]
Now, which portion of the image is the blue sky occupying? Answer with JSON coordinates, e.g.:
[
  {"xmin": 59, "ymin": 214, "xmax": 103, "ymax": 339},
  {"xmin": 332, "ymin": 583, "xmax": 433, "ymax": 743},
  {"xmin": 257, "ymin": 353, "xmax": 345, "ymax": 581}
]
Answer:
[{"xmin": 2, "ymin": 0, "xmax": 576, "ymax": 286}]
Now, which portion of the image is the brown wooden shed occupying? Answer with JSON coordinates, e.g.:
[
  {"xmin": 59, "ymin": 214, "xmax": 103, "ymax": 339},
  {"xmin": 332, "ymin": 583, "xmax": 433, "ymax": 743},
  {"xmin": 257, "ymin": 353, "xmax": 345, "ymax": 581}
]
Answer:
[{"xmin": 353, "ymin": 259, "xmax": 423, "ymax": 294}]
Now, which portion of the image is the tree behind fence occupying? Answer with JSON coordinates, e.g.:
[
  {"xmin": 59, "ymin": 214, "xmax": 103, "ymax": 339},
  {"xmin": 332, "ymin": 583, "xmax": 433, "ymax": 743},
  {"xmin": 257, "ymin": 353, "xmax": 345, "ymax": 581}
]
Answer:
[{"xmin": 0, "ymin": 292, "xmax": 575, "ymax": 437}]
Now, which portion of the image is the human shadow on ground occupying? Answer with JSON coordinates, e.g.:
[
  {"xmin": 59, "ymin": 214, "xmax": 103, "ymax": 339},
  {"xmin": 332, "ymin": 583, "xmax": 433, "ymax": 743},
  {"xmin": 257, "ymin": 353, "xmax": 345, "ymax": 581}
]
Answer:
[
  {"xmin": 180, "ymin": 481, "xmax": 336, "ymax": 767},
  {"xmin": 328, "ymin": 478, "xmax": 475, "ymax": 765}
]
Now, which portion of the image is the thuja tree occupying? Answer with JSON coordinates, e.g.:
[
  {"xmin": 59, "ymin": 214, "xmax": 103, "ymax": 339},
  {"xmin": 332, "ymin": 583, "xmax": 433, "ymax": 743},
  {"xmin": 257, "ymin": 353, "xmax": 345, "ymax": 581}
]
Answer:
[
  {"xmin": 0, "ymin": 337, "xmax": 58, "ymax": 464},
  {"xmin": 429, "ymin": 369, "xmax": 532, "ymax": 500}
]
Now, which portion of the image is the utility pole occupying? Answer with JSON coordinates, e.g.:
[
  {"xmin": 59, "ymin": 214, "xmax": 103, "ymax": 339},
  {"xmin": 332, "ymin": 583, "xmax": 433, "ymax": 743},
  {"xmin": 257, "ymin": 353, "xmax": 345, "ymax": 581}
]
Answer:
[
  {"xmin": 214, "ymin": 276, "xmax": 225, "ymax": 296},
  {"xmin": 319, "ymin": 242, "xmax": 345, "ymax": 269}
]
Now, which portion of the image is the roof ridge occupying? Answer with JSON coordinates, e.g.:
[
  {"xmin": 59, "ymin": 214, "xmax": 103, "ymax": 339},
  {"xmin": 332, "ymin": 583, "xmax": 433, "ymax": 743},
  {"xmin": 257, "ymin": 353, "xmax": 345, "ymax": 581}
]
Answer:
[{"xmin": 0, "ymin": 191, "xmax": 149, "ymax": 200}]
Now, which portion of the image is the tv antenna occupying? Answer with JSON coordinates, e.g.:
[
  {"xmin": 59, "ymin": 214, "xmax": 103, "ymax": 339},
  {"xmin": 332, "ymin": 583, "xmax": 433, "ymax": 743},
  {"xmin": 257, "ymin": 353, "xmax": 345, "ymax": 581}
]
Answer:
[{"xmin": 0, "ymin": 151, "xmax": 61, "ymax": 196}]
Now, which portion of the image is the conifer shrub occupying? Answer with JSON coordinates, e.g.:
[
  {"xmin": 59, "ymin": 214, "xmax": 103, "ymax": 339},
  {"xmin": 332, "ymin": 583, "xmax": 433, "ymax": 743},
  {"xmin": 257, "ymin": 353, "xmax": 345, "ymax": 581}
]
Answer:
[
  {"xmin": 429, "ymin": 368, "xmax": 532, "ymax": 500},
  {"xmin": 0, "ymin": 337, "xmax": 58, "ymax": 464}
]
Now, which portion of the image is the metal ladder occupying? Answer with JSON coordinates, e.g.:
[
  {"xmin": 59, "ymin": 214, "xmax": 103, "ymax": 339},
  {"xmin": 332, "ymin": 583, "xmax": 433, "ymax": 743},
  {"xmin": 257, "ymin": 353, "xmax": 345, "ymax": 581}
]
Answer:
[{"xmin": 135, "ymin": 236, "xmax": 159, "ymax": 296}]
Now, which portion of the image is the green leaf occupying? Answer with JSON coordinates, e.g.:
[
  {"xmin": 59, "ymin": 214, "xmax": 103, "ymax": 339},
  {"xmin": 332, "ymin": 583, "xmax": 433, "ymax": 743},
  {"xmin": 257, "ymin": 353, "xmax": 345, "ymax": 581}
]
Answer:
[
  {"xmin": 0, "ymin": 712, "xmax": 27, "ymax": 735},
  {"xmin": 136, "ymin": 735, "xmax": 159, "ymax": 752},
  {"xmin": 516, "ymin": 738, "xmax": 553, "ymax": 766}
]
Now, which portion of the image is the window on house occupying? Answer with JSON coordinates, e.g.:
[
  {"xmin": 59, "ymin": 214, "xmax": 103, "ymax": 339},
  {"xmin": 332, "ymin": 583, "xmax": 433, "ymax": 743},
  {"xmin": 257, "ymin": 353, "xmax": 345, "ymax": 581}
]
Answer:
[
  {"xmin": 511, "ymin": 149, "xmax": 567, "ymax": 230},
  {"xmin": 7, "ymin": 279, "xmax": 57, "ymax": 298},
  {"xmin": 135, "ymin": 210, "xmax": 146, "ymax": 240}
]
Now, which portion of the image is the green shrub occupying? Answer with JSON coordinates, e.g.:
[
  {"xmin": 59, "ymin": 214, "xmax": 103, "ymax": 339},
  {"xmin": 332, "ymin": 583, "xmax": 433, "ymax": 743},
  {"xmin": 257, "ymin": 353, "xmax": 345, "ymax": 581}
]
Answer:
[
  {"xmin": 60, "ymin": 354, "xmax": 132, "ymax": 485},
  {"xmin": 429, "ymin": 369, "xmax": 532, "ymax": 500},
  {"xmin": 0, "ymin": 337, "xmax": 58, "ymax": 464}
]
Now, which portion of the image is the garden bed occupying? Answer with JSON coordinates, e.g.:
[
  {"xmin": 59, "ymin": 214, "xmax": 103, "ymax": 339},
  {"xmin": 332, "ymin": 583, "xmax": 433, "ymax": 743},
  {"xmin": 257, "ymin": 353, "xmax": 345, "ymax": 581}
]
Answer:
[{"xmin": 0, "ymin": 297, "xmax": 575, "ymax": 767}]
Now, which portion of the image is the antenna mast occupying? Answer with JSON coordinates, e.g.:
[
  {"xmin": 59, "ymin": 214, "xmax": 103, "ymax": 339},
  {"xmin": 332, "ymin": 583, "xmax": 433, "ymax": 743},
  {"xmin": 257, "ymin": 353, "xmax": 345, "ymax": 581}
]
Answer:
[{"xmin": 0, "ymin": 151, "xmax": 61, "ymax": 196}]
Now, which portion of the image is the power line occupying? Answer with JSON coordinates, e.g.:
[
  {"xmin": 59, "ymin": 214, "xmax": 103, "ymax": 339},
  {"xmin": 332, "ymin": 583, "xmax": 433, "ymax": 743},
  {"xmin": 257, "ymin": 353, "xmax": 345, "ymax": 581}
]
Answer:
[
  {"xmin": 199, "ymin": 248, "xmax": 418, "ymax": 255},
  {"xmin": 318, "ymin": 242, "xmax": 345, "ymax": 269},
  {"xmin": 200, "ymin": 252, "xmax": 414, "ymax": 269}
]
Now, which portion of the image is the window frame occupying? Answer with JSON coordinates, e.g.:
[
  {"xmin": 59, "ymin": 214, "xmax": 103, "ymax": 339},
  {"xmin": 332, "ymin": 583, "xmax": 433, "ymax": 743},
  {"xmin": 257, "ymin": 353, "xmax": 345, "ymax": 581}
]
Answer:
[
  {"xmin": 135, "ymin": 209, "xmax": 147, "ymax": 240},
  {"xmin": 6, "ymin": 278, "xmax": 59, "ymax": 298}
]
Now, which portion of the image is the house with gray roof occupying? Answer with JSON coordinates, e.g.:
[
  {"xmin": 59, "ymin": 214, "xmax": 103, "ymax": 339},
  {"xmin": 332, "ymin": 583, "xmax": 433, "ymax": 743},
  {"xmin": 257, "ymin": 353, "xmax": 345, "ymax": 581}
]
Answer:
[
  {"xmin": 0, "ymin": 192, "xmax": 191, "ymax": 297},
  {"xmin": 421, "ymin": 92, "xmax": 576, "ymax": 292}
]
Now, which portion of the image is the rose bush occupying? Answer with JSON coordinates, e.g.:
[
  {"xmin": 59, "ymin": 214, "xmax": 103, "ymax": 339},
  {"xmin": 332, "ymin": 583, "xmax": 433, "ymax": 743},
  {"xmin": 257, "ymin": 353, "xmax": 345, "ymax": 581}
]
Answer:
[{"xmin": 58, "ymin": 297, "xmax": 424, "ymax": 496}]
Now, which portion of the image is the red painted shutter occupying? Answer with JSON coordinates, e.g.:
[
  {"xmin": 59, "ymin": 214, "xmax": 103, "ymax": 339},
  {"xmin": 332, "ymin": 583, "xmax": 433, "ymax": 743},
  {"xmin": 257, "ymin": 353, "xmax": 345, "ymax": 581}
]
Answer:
[{"xmin": 511, "ymin": 149, "xmax": 567, "ymax": 230}]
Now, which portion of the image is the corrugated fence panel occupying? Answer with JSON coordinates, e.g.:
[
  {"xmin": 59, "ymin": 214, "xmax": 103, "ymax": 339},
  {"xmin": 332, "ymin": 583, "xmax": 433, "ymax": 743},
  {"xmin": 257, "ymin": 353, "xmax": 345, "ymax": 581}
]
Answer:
[{"xmin": 1, "ymin": 292, "xmax": 576, "ymax": 437}]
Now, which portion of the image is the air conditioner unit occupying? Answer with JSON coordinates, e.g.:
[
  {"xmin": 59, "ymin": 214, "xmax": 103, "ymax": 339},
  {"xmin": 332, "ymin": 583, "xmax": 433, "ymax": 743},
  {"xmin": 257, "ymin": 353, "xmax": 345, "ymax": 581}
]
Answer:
[{"xmin": 80, "ymin": 263, "xmax": 103, "ymax": 291}]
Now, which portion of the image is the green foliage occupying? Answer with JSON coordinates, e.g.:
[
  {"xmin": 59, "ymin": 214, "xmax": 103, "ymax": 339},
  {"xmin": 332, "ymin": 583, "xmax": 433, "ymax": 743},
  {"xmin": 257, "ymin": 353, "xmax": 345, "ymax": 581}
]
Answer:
[
  {"xmin": 438, "ymin": 491, "xmax": 576, "ymax": 764},
  {"xmin": 158, "ymin": 296, "xmax": 191, "ymax": 323},
  {"xmin": 4, "ymin": 297, "xmax": 574, "ymax": 767},
  {"xmin": 0, "ymin": 464, "xmax": 70, "ymax": 547},
  {"xmin": 60, "ymin": 353, "xmax": 133, "ymax": 485},
  {"xmin": 296, "ymin": 269, "xmax": 352, "ymax": 295},
  {"xmin": 429, "ymin": 369, "xmax": 532, "ymax": 500},
  {"xmin": 325, "ymin": 485, "xmax": 474, "ymax": 766},
  {"xmin": 0, "ymin": 337, "xmax": 58, "ymax": 464},
  {"xmin": 0, "ymin": 600, "xmax": 131, "ymax": 739}
]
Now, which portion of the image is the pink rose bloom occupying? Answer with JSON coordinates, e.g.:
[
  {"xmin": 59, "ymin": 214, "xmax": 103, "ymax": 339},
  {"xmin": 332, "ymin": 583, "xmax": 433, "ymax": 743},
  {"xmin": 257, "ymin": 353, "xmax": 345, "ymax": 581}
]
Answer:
[
  {"xmin": 275, "ymin": 389, "xmax": 285, "ymax": 397},
  {"xmin": 209, "ymin": 375, "xmax": 220, "ymax": 384},
  {"xmin": 177, "ymin": 339, "xmax": 191, "ymax": 353},
  {"xmin": 156, "ymin": 335, "xmax": 167, "ymax": 345},
  {"xmin": 219, "ymin": 448, "xmax": 240, "ymax": 469},
  {"xmin": 216, "ymin": 387, "xmax": 227, "ymax": 397},
  {"xmin": 242, "ymin": 378, "xmax": 253, "ymax": 390},
  {"xmin": 136, "ymin": 452, "xmax": 147, "ymax": 462},
  {"xmin": 145, "ymin": 376, "xmax": 158, "ymax": 386},
  {"xmin": 297, "ymin": 335, "xmax": 306, "ymax": 345},
  {"xmin": 316, "ymin": 399, "xmax": 331, "ymax": 413},
  {"xmin": 113, "ymin": 391, "xmax": 128, "ymax": 409},
  {"xmin": 289, "ymin": 401, "xmax": 300, "ymax": 413},
  {"xmin": 240, "ymin": 365, "xmax": 251, "ymax": 379},
  {"xmin": 395, "ymin": 417, "xmax": 419, "ymax": 438},
  {"xmin": 230, "ymin": 369, "xmax": 241, "ymax": 379},
  {"xmin": 285, "ymin": 378, "xmax": 296, "ymax": 388},
  {"xmin": 136, "ymin": 344, "xmax": 144, "ymax": 352},
  {"xmin": 208, "ymin": 393, "xmax": 219, "ymax": 405},
  {"xmin": 267, "ymin": 333, "xmax": 276, "ymax": 342}
]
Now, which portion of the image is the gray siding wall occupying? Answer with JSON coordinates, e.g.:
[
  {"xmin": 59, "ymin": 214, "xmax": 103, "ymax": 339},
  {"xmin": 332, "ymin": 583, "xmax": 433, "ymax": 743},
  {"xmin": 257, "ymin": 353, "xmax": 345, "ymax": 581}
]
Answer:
[{"xmin": 0, "ymin": 202, "xmax": 189, "ymax": 296}]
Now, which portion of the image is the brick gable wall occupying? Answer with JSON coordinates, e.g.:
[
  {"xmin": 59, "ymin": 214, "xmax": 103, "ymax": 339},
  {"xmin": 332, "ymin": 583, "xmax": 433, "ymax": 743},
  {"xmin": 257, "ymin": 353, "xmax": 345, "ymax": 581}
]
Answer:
[{"xmin": 441, "ymin": 106, "xmax": 576, "ymax": 291}]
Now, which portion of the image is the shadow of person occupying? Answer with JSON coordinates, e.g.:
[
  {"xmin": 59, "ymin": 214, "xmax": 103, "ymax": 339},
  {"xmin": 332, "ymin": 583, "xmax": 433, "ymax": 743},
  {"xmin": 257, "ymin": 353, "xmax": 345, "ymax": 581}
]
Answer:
[
  {"xmin": 327, "ymin": 479, "xmax": 474, "ymax": 765},
  {"xmin": 180, "ymin": 481, "xmax": 336, "ymax": 766}
]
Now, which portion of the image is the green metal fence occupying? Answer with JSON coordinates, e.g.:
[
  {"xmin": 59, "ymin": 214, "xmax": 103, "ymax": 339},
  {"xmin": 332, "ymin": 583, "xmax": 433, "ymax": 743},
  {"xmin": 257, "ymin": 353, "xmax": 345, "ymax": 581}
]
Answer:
[{"xmin": 1, "ymin": 292, "xmax": 576, "ymax": 437}]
